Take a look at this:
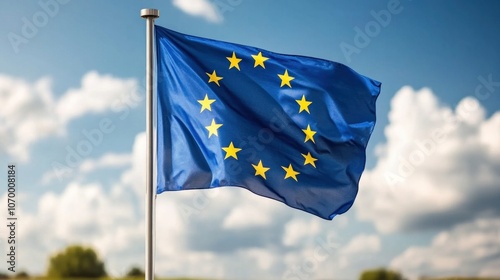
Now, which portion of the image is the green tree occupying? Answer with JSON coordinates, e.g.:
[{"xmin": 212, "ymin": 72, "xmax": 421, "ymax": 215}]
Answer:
[
  {"xmin": 126, "ymin": 266, "xmax": 145, "ymax": 277},
  {"xmin": 14, "ymin": 271, "xmax": 29, "ymax": 278},
  {"xmin": 359, "ymin": 268, "xmax": 404, "ymax": 280},
  {"xmin": 47, "ymin": 245, "xmax": 106, "ymax": 278}
]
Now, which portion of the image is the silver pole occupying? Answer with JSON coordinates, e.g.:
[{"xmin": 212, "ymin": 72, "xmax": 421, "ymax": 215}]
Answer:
[{"xmin": 141, "ymin": 8, "xmax": 159, "ymax": 280}]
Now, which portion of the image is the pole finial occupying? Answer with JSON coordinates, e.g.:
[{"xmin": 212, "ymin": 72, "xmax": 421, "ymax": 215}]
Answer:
[{"xmin": 141, "ymin": 9, "xmax": 160, "ymax": 18}]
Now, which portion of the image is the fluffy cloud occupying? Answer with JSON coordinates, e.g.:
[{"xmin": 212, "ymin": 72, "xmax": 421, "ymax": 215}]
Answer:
[
  {"xmin": 41, "ymin": 152, "xmax": 132, "ymax": 185},
  {"xmin": 0, "ymin": 75, "xmax": 61, "ymax": 161},
  {"xmin": 390, "ymin": 218, "xmax": 500, "ymax": 279},
  {"xmin": 356, "ymin": 86, "xmax": 500, "ymax": 233},
  {"xmin": 0, "ymin": 132, "xmax": 237, "ymax": 276},
  {"xmin": 8, "ymin": 84, "xmax": 499, "ymax": 279},
  {"xmin": 4, "ymin": 129, "xmax": 357, "ymax": 278},
  {"xmin": 1, "ymin": 132, "xmax": 146, "ymax": 276},
  {"xmin": 0, "ymin": 72, "xmax": 138, "ymax": 161},
  {"xmin": 341, "ymin": 234, "xmax": 381, "ymax": 255},
  {"xmin": 0, "ymin": 181, "xmax": 141, "ymax": 275},
  {"xmin": 172, "ymin": 0, "xmax": 223, "ymax": 23},
  {"xmin": 222, "ymin": 196, "xmax": 281, "ymax": 230},
  {"xmin": 282, "ymin": 218, "xmax": 322, "ymax": 247},
  {"xmin": 55, "ymin": 72, "xmax": 138, "ymax": 123},
  {"xmin": 119, "ymin": 132, "xmax": 146, "ymax": 198},
  {"xmin": 78, "ymin": 152, "xmax": 131, "ymax": 173}
]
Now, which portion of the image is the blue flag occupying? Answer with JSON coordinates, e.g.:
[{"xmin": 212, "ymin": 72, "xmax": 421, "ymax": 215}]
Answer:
[{"xmin": 155, "ymin": 25, "xmax": 381, "ymax": 220}]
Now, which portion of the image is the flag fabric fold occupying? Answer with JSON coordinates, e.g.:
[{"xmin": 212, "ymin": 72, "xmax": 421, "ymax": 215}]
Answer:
[{"xmin": 155, "ymin": 25, "xmax": 381, "ymax": 220}]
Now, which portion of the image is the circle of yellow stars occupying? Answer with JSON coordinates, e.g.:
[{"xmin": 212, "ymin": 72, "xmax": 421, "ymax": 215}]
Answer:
[{"xmin": 196, "ymin": 50, "xmax": 319, "ymax": 183}]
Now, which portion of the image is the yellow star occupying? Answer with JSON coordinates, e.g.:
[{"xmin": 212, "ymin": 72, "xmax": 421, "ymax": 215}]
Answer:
[
  {"xmin": 296, "ymin": 95, "xmax": 312, "ymax": 113},
  {"xmin": 226, "ymin": 52, "xmax": 242, "ymax": 71},
  {"xmin": 278, "ymin": 69, "xmax": 295, "ymax": 88},
  {"xmin": 205, "ymin": 119, "xmax": 223, "ymax": 138},
  {"xmin": 197, "ymin": 94, "xmax": 216, "ymax": 112},
  {"xmin": 252, "ymin": 160, "xmax": 270, "ymax": 179},
  {"xmin": 302, "ymin": 152, "xmax": 317, "ymax": 168},
  {"xmin": 282, "ymin": 164, "xmax": 300, "ymax": 182},
  {"xmin": 206, "ymin": 70, "xmax": 223, "ymax": 86},
  {"xmin": 302, "ymin": 125, "xmax": 317, "ymax": 143},
  {"xmin": 251, "ymin": 52, "xmax": 269, "ymax": 68},
  {"xmin": 222, "ymin": 142, "xmax": 242, "ymax": 160}
]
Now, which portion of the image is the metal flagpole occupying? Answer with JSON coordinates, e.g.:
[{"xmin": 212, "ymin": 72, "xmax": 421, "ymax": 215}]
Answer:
[{"xmin": 141, "ymin": 8, "xmax": 159, "ymax": 280}]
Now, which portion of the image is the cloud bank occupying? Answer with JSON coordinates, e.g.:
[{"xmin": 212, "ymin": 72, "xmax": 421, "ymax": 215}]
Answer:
[
  {"xmin": 356, "ymin": 86, "xmax": 500, "ymax": 233},
  {"xmin": 0, "ymin": 72, "xmax": 139, "ymax": 161},
  {"xmin": 1, "ymin": 79, "xmax": 499, "ymax": 278},
  {"xmin": 391, "ymin": 218, "xmax": 500, "ymax": 278}
]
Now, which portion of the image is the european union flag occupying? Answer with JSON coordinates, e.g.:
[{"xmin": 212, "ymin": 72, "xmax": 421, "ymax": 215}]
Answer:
[{"xmin": 155, "ymin": 25, "xmax": 381, "ymax": 220}]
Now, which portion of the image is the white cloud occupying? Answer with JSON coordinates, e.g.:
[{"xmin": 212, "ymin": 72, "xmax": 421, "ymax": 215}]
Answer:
[
  {"xmin": 37, "ymin": 182, "xmax": 135, "ymax": 244},
  {"xmin": 0, "ymin": 132, "xmax": 145, "ymax": 276},
  {"xmin": 79, "ymin": 152, "xmax": 131, "ymax": 173},
  {"xmin": 356, "ymin": 86, "xmax": 500, "ymax": 233},
  {"xmin": 5, "ymin": 78, "xmax": 500, "ymax": 279},
  {"xmin": 240, "ymin": 248, "xmax": 276, "ymax": 271},
  {"xmin": 282, "ymin": 218, "xmax": 321, "ymax": 247},
  {"xmin": 479, "ymin": 110, "xmax": 500, "ymax": 157},
  {"xmin": 0, "ymin": 75, "xmax": 61, "ymax": 161},
  {"xmin": 0, "ymin": 72, "xmax": 139, "ymax": 161},
  {"xmin": 0, "ymin": 181, "xmax": 140, "ymax": 275},
  {"xmin": 172, "ymin": 0, "xmax": 223, "ymax": 23},
  {"xmin": 0, "ymin": 128, "xmax": 390, "ymax": 279},
  {"xmin": 390, "ymin": 218, "xmax": 500, "ymax": 279},
  {"xmin": 56, "ymin": 71, "xmax": 138, "ymax": 123},
  {"xmin": 119, "ymin": 132, "xmax": 146, "ymax": 198},
  {"xmin": 280, "ymin": 230, "xmax": 383, "ymax": 280},
  {"xmin": 341, "ymin": 234, "xmax": 381, "ymax": 255},
  {"xmin": 222, "ymin": 197, "xmax": 278, "ymax": 229},
  {"xmin": 0, "ymin": 133, "xmax": 272, "ymax": 277},
  {"xmin": 42, "ymin": 152, "xmax": 133, "ymax": 185}
]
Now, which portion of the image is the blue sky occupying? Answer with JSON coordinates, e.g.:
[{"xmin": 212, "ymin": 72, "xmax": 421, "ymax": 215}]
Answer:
[{"xmin": 1, "ymin": 0, "xmax": 500, "ymax": 279}]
